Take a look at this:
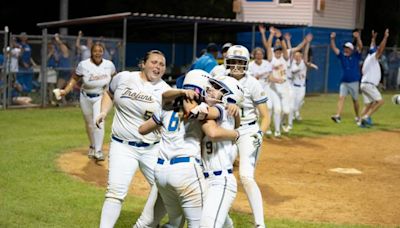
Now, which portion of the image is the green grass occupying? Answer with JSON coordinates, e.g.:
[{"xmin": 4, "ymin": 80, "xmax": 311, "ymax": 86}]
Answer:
[{"xmin": 0, "ymin": 93, "xmax": 399, "ymax": 227}]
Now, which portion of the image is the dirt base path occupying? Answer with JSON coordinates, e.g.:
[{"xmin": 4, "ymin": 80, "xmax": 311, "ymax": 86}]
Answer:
[{"xmin": 58, "ymin": 130, "xmax": 400, "ymax": 226}]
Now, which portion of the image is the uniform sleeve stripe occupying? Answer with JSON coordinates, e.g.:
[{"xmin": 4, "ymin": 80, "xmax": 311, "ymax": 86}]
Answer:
[
  {"xmin": 255, "ymin": 97, "xmax": 268, "ymax": 104},
  {"xmin": 215, "ymin": 104, "xmax": 224, "ymax": 122},
  {"xmin": 152, "ymin": 115, "xmax": 162, "ymax": 125}
]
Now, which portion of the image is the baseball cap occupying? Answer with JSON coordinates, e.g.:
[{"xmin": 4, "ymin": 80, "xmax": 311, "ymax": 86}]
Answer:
[
  {"xmin": 222, "ymin": 42, "xmax": 233, "ymax": 52},
  {"xmin": 343, "ymin": 42, "xmax": 354, "ymax": 50},
  {"xmin": 207, "ymin": 43, "xmax": 219, "ymax": 53}
]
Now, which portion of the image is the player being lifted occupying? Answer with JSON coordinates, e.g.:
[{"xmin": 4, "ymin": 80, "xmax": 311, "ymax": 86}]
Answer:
[{"xmin": 222, "ymin": 45, "xmax": 270, "ymax": 227}]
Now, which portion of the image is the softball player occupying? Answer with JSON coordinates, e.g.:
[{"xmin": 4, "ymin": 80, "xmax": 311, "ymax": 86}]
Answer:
[
  {"xmin": 96, "ymin": 50, "xmax": 170, "ymax": 228},
  {"xmin": 224, "ymin": 45, "xmax": 270, "ymax": 228},
  {"xmin": 360, "ymin": 29, "xmax": 389, "ymax": 126},
  {"xmin": 59, "ymin": 43, "xmax": 116, "ymax": 161},
  {"xmin": 200, "ymin": 76, "xmax": 244, "ymax": 228}
]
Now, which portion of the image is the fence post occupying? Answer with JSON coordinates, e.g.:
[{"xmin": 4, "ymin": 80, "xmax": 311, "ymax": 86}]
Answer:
[
  {"xmin": 324, "ymin": 45, "xmax": 330, "ymax": 93},
  {"xmin": 40, "ymin": 28, "xmax": 48, "ymax": 107},
  {"xmin": 2, "ymin": 26, "xmax": 9, "ymax": 109}
]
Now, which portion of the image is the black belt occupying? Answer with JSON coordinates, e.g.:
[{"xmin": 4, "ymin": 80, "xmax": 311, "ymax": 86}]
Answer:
[
  {"xmin": 157, "ymin": 157, "xmax": 200, "ymax": 165},
  {"xmin": 82, "ymin": 91, "xmax": 101, "ymax": 98},
  {"xmin": 361, "ymin": 81, "xmax": 376, "ymax": 86},
  {"xmin": 240, "ymin": 120, "xmax": 256, "ymax": 127},
  {"xmin": 293, "ymin": 84, "xmax": 305, "ymax": 87},
  {"xmin": 204, "ymin": 169, "xmax": 233, "ymax": 178},
  {"xmin": 112, "ymin": 135, "xmax": 158, "ymax": 148}
]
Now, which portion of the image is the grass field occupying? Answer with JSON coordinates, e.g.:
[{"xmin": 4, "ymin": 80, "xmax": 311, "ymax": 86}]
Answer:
[{"xmin": 0, "ymin": 93, "xmax": 399, "ymax": 227}]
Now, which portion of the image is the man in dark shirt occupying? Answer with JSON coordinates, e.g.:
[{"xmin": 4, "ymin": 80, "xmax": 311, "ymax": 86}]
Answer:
[{"xmin": 330, "ymin": 30, "xmax": 363, "ymax": 124}]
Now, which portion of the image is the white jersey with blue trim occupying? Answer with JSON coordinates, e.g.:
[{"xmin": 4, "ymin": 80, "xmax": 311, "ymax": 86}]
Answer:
[
  {"xmin": 201, "ymin": 104, "xmax": 235, "ymax": 172},
  {"xmin": 76, "ymin": 58, "xmax": 116, "ymax": 94},
  {"xmin": 238, "ymin": 73, "xmax": 269, "ymax": 125},
  {"xmin": 291, "ymin": 60, "xmax": 307, "ymax": 86},
  {"xmin": 109, "ymin": 71, "xmax": 171, "ymax": 143},
  {"xmin": 152, "ymin": 109, "xmax": 199, "ymax": 160}
]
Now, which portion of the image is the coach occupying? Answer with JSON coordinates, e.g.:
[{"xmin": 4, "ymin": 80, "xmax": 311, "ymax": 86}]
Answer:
[{"xmin": 330, "ymin": 30, "xmax": 363, "ymax": 124}]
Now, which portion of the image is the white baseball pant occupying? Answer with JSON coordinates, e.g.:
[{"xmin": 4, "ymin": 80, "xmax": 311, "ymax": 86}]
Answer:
[
  {"xmin": 155, "ymin": 157, "xmax": 206, "ymax": 228},
  {"xmin": 79, "ymin": 93, "xmax": 104, "ymax": 152},
  {"xmin": 200, "ymin": 173, "xmax": 237, "ymax": 228},
  {"xmin": 236, "ymin": 124, "xmax": 265, "ymax": 228},
  {"xmin": 100, "ymin": 140, "xmax": 164, "ymax": 228}
]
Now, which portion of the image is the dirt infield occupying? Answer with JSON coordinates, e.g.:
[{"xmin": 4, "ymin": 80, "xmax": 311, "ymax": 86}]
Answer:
[{"xmin": 57, "ymin": 130, "xmax": 400, "ymax": 226}]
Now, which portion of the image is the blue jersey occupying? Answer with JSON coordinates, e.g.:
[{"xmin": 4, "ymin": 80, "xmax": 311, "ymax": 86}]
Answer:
[
  {"xmin": 337, "ymin": 51, "xmax": 362, "ymax": 83},
  {"xmin": 191, "ymin": 53, "xmax": 218, "ymax": 73}
]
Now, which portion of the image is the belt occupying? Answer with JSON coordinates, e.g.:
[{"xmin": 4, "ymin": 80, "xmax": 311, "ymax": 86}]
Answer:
[
  {"xmin": 82, "ymin": 91, "xmax": 101, "ymax": 98},
  {"xmin": 157, "ymin": 157, "xmax": 200, "ymax": 165},
  {"xmin": 204, "ymin": 169, "xmax": 233, "ymax": 178},
  {"xmin": 240, "ymin": 120, "xmax": 256, "ymax": 127},
  {"xmin": 293, "ymin": 84, "xmax": 305, "ymax": 87},
  {"xmin": 112, "ymin": 135, "xmax": 158, "ymax": 147}
]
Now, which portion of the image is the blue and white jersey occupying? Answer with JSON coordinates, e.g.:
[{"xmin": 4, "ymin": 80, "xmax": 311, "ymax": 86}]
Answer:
[
  {"xmin": 109, "ymin": 71, "xmax": 171, "ymax": 143},
  {"xmin": 238, "ymin": 73, "xmax": 269, "ymax": 125},
  {"xmin": 201, "ymin": 104, "xmax": 235, "ymax": 172},
  {"xmin": 152, "ymin": 109, "xmax": 200, "ymax": 160}
]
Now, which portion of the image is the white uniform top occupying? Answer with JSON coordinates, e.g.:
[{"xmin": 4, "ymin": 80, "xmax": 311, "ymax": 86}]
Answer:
[
  {"xmin": 248, "ymin": 59, "xmax": 272, "ymax": 86},
  {"xmin": 362, "ymin": 53, "xmax": 381, "ymax": 86},
  {"xmin": 10, "ymin": 47, "xmax": 21, "ymax": 73},
  {"xmin": 76, "ymin": 58, "xmax": 116, "ymax": 94},
  {"xmin": 152, "ymin": 110, "xmax": 199, "ymax": 160},
  {"xmin": 270, "ymin": 56, "xmax": 288, "ymax": 81},
  {"xmin": 291, "ymin": 60, "xmax": 307, "ymax": 86},
  {"xmin": 210, "ymin": 64, "xmax": 226, "ymax": 78},
  {"xmin": 238, "ymin": 74, "xmax": 269, "ymax": 125},
  {"xmin": 109, "ymin": 71, "xmax": 171, "ymax": 143},
  {"xmin": 201, "ymin": 104, "xmax": 235, "ymax": 172}
]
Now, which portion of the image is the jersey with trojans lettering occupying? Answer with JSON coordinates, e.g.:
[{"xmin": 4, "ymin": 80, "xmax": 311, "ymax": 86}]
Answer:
[
  {"xmin": 75, "ymin": 58, "xmax": 116, "ymax": 94},
  {"xmin": 238, "ymin": 73, "xmax": 269, "ymax": 125},
  {"xmin": 109, "ymin": 71, "xmax": 171, "ymax": 143},
  {"xmin": 152, "ymin": 110, "xmax": 200, "ymax": 161},
  {"xmin": 201, "ymin": 104, "xmax": 235, "ymax": 172}
]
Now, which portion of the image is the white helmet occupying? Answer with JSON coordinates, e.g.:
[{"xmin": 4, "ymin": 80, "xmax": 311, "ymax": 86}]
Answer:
[
  {"xmin": 224, "ymin": 45, "xmax": 250, "ymax": 72},
  {"xmin": 183, "ymin": 69, "xmax": 211, "ymax": 99},
  {"xmin": 208, "ymin": 75, "xmax": 244, "ymax": 105},
  {"xmin": 392, "ymin": 94, "xmax": 400, "ymax": 105}
]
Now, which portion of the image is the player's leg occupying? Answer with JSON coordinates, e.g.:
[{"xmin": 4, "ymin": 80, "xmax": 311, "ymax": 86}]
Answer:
[
  {"xmin": 237, "ymin": 131, "xmax": 265, "ymax": 228},
  {"xmin": 100, "ymin": 141, "xmax": 140, "ymax": 228},
  {"xmin": 348, "ymin": 82, "xmax": 360, "ymax": 119},
  {"xmin": 79, "ymin": 93, "xmax": 95, "ymax": 157},
  {"xmin": 135, "ymin": 145, "xmax": 167, "ymax": 227},
  {"xmin": 175, "ymin": 161, "xmax": 207, "ymax": 228},
  {"xmin": 200, "ymin": 175, "xmax": 237, "ymax": 228},
  {"xmin": 270, "ymin": 89, "xmax": 281, "ymax": 136},
  {"xmin": 92, "ymin": 96, "xmax": 105, "ymax": 159}
]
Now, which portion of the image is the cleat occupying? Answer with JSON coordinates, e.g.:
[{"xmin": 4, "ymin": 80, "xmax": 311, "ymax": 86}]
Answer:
[
  {"xmin": 94, "ymin": 151, "xmax": 105, "ymax": 161},
  {"xmin": 331, "ymin": 115, "xmax": 341, "ymax": 123},
  {"xmin": 88, "ymin": 146, "xmax": 95, "ymax": 159}
]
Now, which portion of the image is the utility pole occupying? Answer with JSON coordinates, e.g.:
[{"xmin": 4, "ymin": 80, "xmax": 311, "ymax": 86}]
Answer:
[{"xmin": 59, "ymin": 0, "xmax": 69, "ymax": 35}]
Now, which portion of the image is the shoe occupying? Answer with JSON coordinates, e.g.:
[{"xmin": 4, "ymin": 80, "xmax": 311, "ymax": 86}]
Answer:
[
  {"xmin": 266, "ymin": 130, "xmax": 272, "ymax": 135},
  {"xmin": 88, "ymin": 146, "xmax": 95, "ymax": 159},
  {"xmin": 94, "ymin": 151, "xmax": 105, "ymax": 161},
  {"xmin": 282, "ymin": 125, "xmax": 290, "ymax": 133},
  {"xmin": 361, "ymin": 117, "xmax": 373, "ymax": 127},
  {"xmin": 295, "ymin": 112, "xmax": 302, "ymax": 121},
  {"xmin": 274, "ymin": 131, "xmax": 281, "ymax": 137},
  {"xmin": 331, "ymin": 115, "xmax": 341, "ymax": 123}
]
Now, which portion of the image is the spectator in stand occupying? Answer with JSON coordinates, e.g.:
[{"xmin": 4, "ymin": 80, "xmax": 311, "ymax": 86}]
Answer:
[
  {"xmin": 75, "ymin": 31, "xmax": 93, "ymax": 61},
  {"xmin": 330, "ymin": 30, "xmax": 363, "ymax": 125},
  {"xmin": 191, "ymin": 42, "xmax": 219, "ymax": 73},
  {"xmin": 9, "ymin": 37, "xmax": 22, "ymax": 73},
  {"xmin": 388, "ymin": 46, "xmax": 400, "ymax": 90},
  {"xmin": 16, "ymin": 32, "xmax": 35, "ymax": 93},
  {"xmin": 54, "ymin": 33, "xmax": 73, "ymax": 102}
]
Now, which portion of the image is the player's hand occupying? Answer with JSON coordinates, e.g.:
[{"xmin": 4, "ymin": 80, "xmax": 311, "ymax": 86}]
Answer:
[
  {"xmin": 95, "ymin": 112, "xmax": 107, "ymax": 129},
  {"xmin": 353, "ymin": 30, "xmax": 360, "ymax": 38},
  {"xmin": 59, "ymin": 89, "xmax": 67, "ymax": 97},
  {"xmin": 305, "ymin": 33, "xmax": 313, "ymax": 42},
  {"xmin": 384, "ymin": 29, "xmax": 389, "ymax": 38},
  {"xmin": 182, "ymin": 89, "xmax": 199, "ymax": 100},
  {"xmin": 258, "ymin": 25, "xmax": 266, "ymax": 34},
  {"xmin": 284, "ymin": 32, "xmax": 291, "ymax": 41},
  {"xmin": 225, "ymin": 103, "xmax": 240, "ymax": 117},
  {"xmin": 189, "ymin": 102, "xmax": 209, "ymax": 120},
  {"xmin": 330, "ymin": 32, "xmax": 336, "ymax": 39},
  {"xmin": 251, "ymin": 130, "xmax": 264, "ymax": 147}
]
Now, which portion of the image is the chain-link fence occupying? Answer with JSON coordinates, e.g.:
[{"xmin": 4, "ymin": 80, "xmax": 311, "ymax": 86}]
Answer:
[{"xmin": 0, "ymin": 31, "xmax": 123, "ymax": 109}]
